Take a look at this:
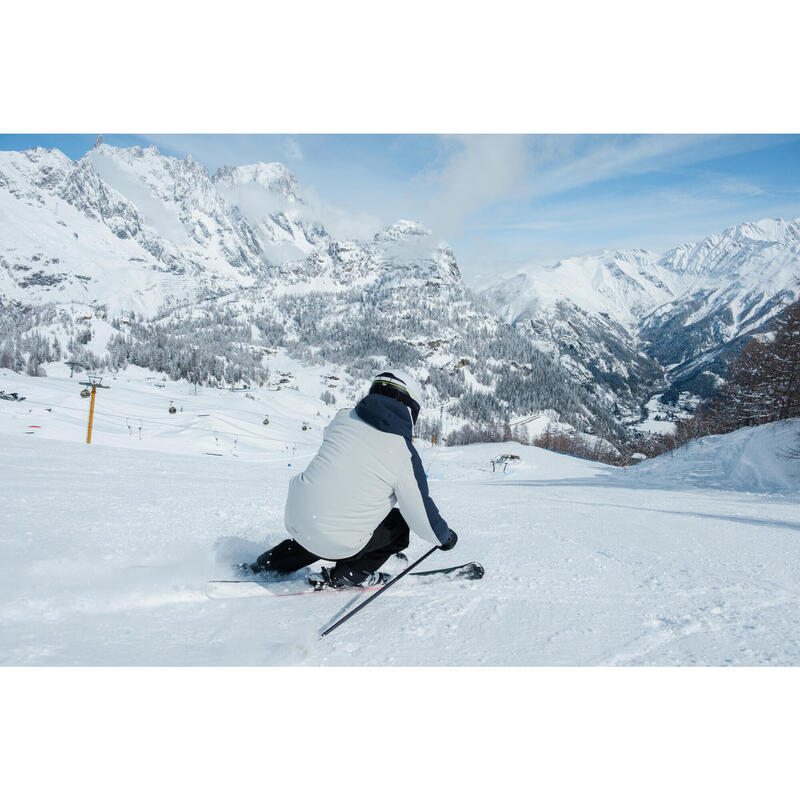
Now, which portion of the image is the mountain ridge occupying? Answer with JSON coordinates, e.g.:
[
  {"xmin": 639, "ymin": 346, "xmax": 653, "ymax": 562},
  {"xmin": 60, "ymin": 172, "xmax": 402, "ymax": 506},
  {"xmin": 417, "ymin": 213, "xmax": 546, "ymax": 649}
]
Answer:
[
  {"xmin": 482, "ymin": 215, "xmax": 800, "ymax": 415},
  {"xmin": 2, "ymin": 142, "xmax": 798, "ymax": 438}
]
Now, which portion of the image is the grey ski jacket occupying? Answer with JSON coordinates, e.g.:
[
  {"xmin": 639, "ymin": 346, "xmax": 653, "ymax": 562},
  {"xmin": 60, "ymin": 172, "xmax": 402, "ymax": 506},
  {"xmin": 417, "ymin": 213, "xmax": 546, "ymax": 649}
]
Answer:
[{"xmin": 284, "ymin": 393, "xmax": 450, "ymax": 560}]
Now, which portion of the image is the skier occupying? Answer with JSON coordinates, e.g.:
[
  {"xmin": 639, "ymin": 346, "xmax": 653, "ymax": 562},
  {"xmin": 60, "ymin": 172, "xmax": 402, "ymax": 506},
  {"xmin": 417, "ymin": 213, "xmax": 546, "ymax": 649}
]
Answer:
[{"xmin": 243, "ymin": 369, "xmax": 457, "ymax": 589}]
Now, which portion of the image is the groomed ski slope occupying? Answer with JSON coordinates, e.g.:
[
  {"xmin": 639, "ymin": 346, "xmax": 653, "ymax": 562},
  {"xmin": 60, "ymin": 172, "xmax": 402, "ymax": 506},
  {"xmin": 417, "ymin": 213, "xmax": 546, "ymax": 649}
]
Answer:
[{"xmin": 1, "ymin": 370, "xmax": 799, "ymax": 665}]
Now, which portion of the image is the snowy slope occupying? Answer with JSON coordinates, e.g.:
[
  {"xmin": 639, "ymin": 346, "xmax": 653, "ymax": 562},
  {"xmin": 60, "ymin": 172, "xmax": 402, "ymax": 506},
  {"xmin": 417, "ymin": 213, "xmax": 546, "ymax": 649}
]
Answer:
[
  {"xmin": 212, "ymin": 161, "xmax": 327, "ymax": 263},
  {"xmin": 0, "ymin": 148, "xmax": 196, "ymax": 316},
  {"xmin": 622, "ymin": 419, "xmax": 800, "ymax": 493},
  {"xmin": 0, "ymin": 360, "xmax": 349, "ymax": 460},
  {"xmin": 2, "ymin": 368, "xmax": 799, "ymax": 666}
]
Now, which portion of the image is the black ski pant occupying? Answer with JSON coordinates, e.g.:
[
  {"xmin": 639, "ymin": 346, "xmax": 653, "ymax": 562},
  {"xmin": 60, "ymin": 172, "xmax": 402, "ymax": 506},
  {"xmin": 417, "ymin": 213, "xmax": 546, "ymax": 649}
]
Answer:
[{"xmin": 254, "ymin": 508, "xmax": 410, "ymax": 584}]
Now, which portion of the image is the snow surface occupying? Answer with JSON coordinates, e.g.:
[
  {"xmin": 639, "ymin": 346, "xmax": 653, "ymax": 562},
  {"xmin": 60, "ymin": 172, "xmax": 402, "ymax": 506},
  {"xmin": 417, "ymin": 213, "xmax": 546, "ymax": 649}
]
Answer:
[
  {"xmin": 484, "ymin": 248, "xmax": 676, "ymax": 330},
  {"xmin": 2, "ymin": 368, "xmax": 799, "ymax": 666},
  {"xmin": 85, "ymin": 147, "xmax": 192, "ymax": 249},
  {"xmin": 624, "ymin": 420, "xmax": 800, "ymax": 494}
]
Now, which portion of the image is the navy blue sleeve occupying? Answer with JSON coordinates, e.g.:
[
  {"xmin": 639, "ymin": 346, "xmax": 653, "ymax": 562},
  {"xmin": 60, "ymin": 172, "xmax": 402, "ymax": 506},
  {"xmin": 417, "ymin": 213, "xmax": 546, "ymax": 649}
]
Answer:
[{"xmin": 404, "ymin": 440, "xmax": 450, "ymax": 545}]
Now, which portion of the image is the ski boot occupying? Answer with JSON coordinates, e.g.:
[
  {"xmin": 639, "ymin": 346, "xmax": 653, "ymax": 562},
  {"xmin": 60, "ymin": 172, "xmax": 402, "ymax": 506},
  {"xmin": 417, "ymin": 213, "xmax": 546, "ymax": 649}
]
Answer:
[
  {"xmin": 234, "ymin": 562, "xmax": 284, "ymax": 579},
  {"xmin": 308, "ymin": 566, "xmax": 390, "ymax": 591}
]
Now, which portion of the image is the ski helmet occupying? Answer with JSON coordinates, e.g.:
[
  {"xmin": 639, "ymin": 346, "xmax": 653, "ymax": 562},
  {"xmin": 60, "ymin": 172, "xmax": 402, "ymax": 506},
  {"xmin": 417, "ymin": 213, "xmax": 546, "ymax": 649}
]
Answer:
[{"xmin": 368, "ymin": 369, "xmax": 423, "ymax": 423}]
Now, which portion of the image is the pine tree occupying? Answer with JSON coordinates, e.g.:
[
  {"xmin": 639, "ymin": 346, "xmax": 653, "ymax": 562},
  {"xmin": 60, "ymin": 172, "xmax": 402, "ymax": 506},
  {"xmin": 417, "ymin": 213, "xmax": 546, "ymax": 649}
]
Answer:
[{"xmin": 676, "ymin": 297, "xmax": 800, "ymax": 446}]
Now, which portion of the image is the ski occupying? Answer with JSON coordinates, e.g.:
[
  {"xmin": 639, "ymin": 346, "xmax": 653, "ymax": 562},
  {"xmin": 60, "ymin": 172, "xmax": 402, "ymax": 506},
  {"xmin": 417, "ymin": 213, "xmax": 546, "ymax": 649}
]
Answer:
[
  {"xmin": 207, "ymin": 561, "xmax": 484, "ymax": 600},
  {"xmin": 413, "ymin": 561, "xmax": 484, "ymax": 580},
  {"xmin": 207, "ymin": 579, "xmax": 383, "ymax": 600}
]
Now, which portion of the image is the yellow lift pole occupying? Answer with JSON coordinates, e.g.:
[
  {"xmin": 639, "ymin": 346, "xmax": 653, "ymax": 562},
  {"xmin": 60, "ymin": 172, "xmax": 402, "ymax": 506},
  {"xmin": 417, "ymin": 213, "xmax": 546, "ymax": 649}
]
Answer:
[{"xmin": 79, "ymin": 377, "xmax": 109, "ymax": 444}]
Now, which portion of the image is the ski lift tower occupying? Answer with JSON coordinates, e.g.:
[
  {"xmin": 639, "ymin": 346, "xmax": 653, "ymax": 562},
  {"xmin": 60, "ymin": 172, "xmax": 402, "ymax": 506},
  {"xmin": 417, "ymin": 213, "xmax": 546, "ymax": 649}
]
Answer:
[
  {"xmin": 79, "ymin": 375, "xmax": 109, "ymax": 443},
  {"xmin": 434, "ymin": 397, "xmax": 458, "ymax": 445},
  {"xmin": 65, "ymin": 360, "xmax": 87, "ymax": 379}
]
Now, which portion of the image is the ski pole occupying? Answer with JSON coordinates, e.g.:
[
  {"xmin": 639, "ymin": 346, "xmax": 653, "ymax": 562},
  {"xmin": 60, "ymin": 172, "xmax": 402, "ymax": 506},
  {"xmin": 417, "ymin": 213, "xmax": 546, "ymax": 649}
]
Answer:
[{"xmin": 320, "ymin": 545, "xmax": 439, "ymax": 637}]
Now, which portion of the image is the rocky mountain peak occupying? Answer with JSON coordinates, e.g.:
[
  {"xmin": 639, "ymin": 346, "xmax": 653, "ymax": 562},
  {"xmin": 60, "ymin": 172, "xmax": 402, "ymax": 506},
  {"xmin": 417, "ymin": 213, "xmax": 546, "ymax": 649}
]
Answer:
[
  {"xmin": 373, "ymin": 219, "xmax": 431, "ymax": 243},
  {"xmin": 659, "ymin": 216, "xmax": 800, "ymax": 277},
  {"xmin": 213, "ymin": 162, "xmax": 299, "ymax": 202}
]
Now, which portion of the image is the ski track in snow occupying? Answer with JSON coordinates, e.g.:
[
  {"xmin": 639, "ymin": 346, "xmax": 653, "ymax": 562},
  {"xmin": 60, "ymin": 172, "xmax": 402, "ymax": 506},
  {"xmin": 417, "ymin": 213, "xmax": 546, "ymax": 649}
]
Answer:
[{"xmin": 2, "ymin": 408, "xmax": 799, "ymax": 665}]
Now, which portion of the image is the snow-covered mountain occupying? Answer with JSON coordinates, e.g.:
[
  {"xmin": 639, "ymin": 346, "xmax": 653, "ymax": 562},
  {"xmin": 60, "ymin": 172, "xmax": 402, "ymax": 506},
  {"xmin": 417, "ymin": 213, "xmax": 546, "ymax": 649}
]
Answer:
[
  {"xmin": 2, "ymin": 143, "xmax": 614, "ymax": 440},
  {"xmin": 483, "ymin": 218, "xmax": 800, "ymax": 416},
  {"xmin": 0, "ymin": 142, "xmax": 460, "ymax": 320},
  {"xmin": 483, "ymin": 248, "xmax": 677, "ymax": 328},
  {"xmin": 482, "ymin": 249, "xmax": 677, "ymax": 416},
  {"xmin": 2, "ymin": 139, "xmax": 798, "ymax": 437},
  {"xmin": 272, "ymin": 219, "xmax": 461, "ymax": 292},
  {"xmin": 137, "ymin": 215, "xmax": 617, "ymax": 439},
  {"xmin": 640, "ymin": 217, "xmax": 800, "ymax": 395},
  {"xmin": 0, "ymin": 142, "xmax": 330, "ymax": 316}
]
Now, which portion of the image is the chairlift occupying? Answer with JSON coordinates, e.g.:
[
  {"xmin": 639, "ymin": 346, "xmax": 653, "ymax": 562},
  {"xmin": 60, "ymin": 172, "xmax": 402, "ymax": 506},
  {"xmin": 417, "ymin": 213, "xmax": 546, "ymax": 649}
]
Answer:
[{"xmin": 490, "ymin": 454, "xmax": 521, "ymax": 473}]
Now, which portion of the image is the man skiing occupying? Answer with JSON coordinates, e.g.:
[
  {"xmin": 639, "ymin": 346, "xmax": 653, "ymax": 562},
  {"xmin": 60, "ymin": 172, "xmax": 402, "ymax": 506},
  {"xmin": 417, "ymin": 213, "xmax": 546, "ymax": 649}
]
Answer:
[{"xmin": 244, "ymin": 369, "xmax": 457, "ymax": 589}]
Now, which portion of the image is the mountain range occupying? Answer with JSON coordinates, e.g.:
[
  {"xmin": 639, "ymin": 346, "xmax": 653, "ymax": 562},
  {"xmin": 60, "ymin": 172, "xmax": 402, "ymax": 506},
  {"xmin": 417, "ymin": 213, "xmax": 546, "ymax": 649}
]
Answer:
[
  {"xmin": 1, "ymin": 141, "xmax": 798, "ymax": 439},
  {"xmin": 483, "ymin": 217, "xmax": 800, "ymax": 418}
]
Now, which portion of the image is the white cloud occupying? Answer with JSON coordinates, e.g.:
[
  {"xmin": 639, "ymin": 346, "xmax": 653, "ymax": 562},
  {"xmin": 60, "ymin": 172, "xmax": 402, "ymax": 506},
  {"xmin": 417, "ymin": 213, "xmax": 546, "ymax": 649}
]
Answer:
[
  {"xmin": 134, "ymin": 134, "xmax": 386, "ymax": 241},
  {"xmin": 141, "ymin": 134, "xmax": 249, "ymax": 171},
  {"xmin": 130, "ymin": 133, "xmax": 797, "ymax": 280},
  {"xmin": 487, "ymin": 220, "xmax": 563, "ymax": 232},
  {"xmin": 524, "ymin": 135, "xmax": 716, "ymax": 198},
  {"xmin": 718, "ymin": 178, "xmax": 765, "ymax": 197},
  {"xmin": 417, "ymin": 135, "xmax": 530, "ymax": 239},
  {"xmin": 297, "ymin": 182, "xmax": 384, "ymax": 241},
  {"xmin": 284, "ymin": 137, "xmax": 303, "ymax": 162},
  {"xmin": 408, "ymin": 134, "xmax": 762, "ymax": 244}
]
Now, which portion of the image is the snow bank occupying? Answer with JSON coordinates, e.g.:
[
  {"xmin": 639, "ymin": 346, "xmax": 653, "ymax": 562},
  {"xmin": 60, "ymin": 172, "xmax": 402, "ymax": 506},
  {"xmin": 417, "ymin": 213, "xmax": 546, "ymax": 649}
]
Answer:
[
  {"xmin": 421, "ymin": 440, "xmax": 613, "ymax": 483},
  {"xmin": 623, "ymin": 419, "xmax": 800, "ymax": 494}
]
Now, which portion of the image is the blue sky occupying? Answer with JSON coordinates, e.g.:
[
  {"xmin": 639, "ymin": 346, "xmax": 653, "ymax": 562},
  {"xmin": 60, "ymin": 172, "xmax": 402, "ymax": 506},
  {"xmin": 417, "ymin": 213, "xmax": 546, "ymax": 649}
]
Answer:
[{"xmin": 2, "ymin": 133, "xmax": 799, "ymax": 285}]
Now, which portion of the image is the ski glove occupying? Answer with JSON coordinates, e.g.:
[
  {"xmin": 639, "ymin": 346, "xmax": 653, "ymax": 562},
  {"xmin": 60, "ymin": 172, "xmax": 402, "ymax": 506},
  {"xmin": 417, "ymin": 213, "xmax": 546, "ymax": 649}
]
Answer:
[{"xmin": 439, "ymin": 530, "xmax": 458, "ymax": 551}]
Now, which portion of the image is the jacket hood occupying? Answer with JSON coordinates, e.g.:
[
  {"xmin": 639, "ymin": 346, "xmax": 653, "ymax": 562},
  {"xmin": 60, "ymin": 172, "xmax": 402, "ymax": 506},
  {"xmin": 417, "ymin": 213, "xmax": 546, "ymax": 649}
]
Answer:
[{"xmin": 355, "ymin": 393, "xmax": 413, "ymax": 439}]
